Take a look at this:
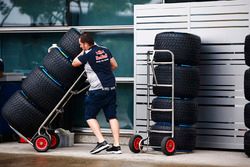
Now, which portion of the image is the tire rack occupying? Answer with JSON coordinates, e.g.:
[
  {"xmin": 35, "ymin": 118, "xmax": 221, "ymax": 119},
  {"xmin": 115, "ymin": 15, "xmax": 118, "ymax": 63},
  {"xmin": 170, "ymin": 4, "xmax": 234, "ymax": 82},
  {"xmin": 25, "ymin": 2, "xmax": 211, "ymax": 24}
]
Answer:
[
  {"xmin": 8, "ymin": 46, "xmax": 90, "ymax": 152},
  {"xmin": 129, "ymin": 50, "xmax": 176, "ymax": 156}
]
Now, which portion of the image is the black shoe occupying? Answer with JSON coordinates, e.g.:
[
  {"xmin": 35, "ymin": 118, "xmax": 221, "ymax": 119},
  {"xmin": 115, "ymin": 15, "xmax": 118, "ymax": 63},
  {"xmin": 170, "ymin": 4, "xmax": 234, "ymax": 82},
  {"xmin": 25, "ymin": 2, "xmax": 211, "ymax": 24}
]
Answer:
[
  {"xmin": 90, "ymin": 141, "xmax": 109, "ymax": 154},
  {"xmin": 106, "ymin": 145, "xmax": 122, "ymax": 154}
]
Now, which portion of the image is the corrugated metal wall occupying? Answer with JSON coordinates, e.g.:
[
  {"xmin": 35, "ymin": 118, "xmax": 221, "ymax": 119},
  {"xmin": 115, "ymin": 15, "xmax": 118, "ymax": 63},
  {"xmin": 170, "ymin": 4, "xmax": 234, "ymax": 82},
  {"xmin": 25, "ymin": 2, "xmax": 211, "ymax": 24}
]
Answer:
[{"xmin": 134, "ymin": 0, "xmax": 250, "ymax": 149}]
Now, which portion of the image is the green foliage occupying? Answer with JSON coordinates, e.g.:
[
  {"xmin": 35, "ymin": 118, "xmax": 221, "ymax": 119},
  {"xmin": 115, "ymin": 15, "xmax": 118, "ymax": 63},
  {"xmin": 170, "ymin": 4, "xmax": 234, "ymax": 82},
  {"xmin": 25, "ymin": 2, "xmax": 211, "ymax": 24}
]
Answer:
[
  {"xmin": 1, "ymin": 0, "xmax": 66, "ymax": 25},
  {"xmin": 0, "ymin": 0, "xmax": 11, "ymax": 15}
]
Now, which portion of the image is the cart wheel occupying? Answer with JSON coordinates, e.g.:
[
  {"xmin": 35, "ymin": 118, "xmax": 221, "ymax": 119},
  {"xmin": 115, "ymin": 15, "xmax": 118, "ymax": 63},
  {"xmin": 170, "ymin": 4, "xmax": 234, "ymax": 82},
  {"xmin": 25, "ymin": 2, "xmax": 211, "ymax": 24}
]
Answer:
[
  {"xmin": 33, "ymin": 135, "xmax": 50, "ymax": 152},
  {"xmin": 161, "ymin": 137, "xmax": 176, "ymax": 156},
  {"xmin": 50, "ymin": 133, "xmax": 60, "ymax": 149},
  {"xmin": 129, "ymin": 134, "xmax": 143, "ymax": 153}
]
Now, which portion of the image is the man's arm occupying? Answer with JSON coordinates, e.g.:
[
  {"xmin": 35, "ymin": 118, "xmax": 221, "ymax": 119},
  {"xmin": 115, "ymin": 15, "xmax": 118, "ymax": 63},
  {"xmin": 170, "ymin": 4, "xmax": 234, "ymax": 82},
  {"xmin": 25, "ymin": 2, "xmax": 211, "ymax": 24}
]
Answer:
[
  {"xmin": 110, "ymin": 57, "xmax": 118, "ymax": 71},
  {"xmin": 72, "ymin": 58, "xmax": 82, "ymax": 67},
  {"xmin": 72, "ymin": 51, "xmax": 84, "ymax": 67}
]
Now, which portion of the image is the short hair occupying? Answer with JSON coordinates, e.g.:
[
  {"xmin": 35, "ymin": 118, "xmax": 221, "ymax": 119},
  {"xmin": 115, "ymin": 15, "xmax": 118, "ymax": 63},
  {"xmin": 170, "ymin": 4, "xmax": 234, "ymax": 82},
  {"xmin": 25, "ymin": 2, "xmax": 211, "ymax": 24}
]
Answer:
[{"xmin": 80, "ymin": 32, "xmax": 94, "ymax": 46}]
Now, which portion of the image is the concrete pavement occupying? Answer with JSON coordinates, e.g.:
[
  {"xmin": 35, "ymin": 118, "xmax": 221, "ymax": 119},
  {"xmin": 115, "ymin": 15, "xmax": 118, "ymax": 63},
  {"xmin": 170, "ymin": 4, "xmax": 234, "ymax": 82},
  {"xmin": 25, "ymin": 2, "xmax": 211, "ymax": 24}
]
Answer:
[{"xmin": 0, "ymin": 142, "xmax": 249, "ymax": 167}]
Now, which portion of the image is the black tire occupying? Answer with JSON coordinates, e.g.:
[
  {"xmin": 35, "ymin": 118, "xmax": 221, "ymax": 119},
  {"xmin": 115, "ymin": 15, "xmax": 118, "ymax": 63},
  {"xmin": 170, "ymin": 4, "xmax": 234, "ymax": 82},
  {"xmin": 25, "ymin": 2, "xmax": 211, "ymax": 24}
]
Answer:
[
  {"xmin": 244, "ymin": 69, "xmax": 250, "ymax": 101},
  {"xmin": 128, "ymin": 134, "xmax": 143, "ymax": 153},
  {"xmin": 57, "ymin": 28, "xmax": 82, "ymax": 59},
  {"xmin": 154, "ymin": 32, "xmax": 201, "ymax": 66},
  {"xmin": 43, "ymin": 48, "xmax": 86, "ymax": 89},
  {"xmin": 151, "ymin": 97, "xmax": 197, "ymax": 125},
  {"xmin": 33, "ymin": 135, "xmax": 51, "ymax": 152},
  {"xmin": 149, "ymin": 123, "xmax": 196, "ymax": 151},
  {"xmin": 153, "ymin": 65, "xmax": 200, "ymax": 98},
  {"xmin": 161, "ymin": 137, "xmax": 176, "ymax": 156},
  {"xmin": 244, "ymin": 34, "xmax": 250, "ymax": 66},
  {"xmin": 49, "ymin": 133, "xmax": 60, "ymax": 149},
  {"xmin": 1, "ymin": 91, "xmax": 47, "ymax": 137},
  {"xmin": 22, "ymin": 67, "xmax": 66, "ymax": 115},
  {"xmin": 244, "ymin": 103, "xmax": 250, "ymax": 129},
  {"xmin": 244, "ymin": 131, "xmax": 250, "ymax": 157}
]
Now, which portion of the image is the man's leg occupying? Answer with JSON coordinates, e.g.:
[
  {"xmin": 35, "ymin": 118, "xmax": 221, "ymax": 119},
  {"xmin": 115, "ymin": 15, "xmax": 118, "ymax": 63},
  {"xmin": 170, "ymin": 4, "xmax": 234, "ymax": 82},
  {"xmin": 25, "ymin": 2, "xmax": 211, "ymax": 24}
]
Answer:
[
  {"xmin": 87, "ymin": 119, "xmax": 105, "ymax": 143},
  {"xmin": 106, "ymin": 118, "xmax": 122, "ymax": 154},
  {"xmin": 109, "ymin": 118, "xmax": 120, "ymax": 146},
  {"xmin": 103, "ymin": 90, "xmax": 121, "ymax": 153},
  {"xmin": 87, "ymin": 119, "xmax": 109, "ymax": 154}
]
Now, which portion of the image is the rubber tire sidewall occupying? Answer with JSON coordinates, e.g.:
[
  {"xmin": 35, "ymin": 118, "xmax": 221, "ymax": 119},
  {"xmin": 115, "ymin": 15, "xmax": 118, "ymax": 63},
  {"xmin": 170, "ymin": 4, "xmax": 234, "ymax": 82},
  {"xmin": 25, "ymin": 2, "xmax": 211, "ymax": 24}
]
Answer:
[
  {"xmin": 50, "ymin": 133, "xmax": 60, "ymax": 149},
  {"xmin": 244, "ymin": 103, "xmax": 250, "ymax": 129},
  {"xmin": 57, "ymin": 28, "xmax": 82, "ymax": 59},
  {"xmin": 244, "ymin": 69, "xmax": 250, "ymax": 101},
  {"xmin": 34, "ymin": 135, "xmax": 51, "ymax": 152},
  {"xmin": 153, "ymin": 65, "xmax": 200, "ymax": 98},
  {"xmin": 1, "ymin": 90, "xmax": 47, "ymax": 137},
  {"xmin": 129, "ymin": 134, "xmax": 143, "ymax": 153},
  {"xmin": 149, "ymin": 123, "xmax": 196, "ymax": 151},
  {"xmin": 151, "ymin": 97, "xmax": 197, "ymax": 124},
  {"xmin": 244, "ymin": 131, "xmax": 250, "ymax": 157},
  {"xmin": 21, "ymin": 67, "xmax": 66, "ymax": 114},
  {"xmin": 154, "ymin": 32, "xmax": 201, "ymax": 65},
  {"xmin": 244, "ymin": 34, "xmax": 250, "ymax": 66},
  {"xmin": 43, "ymin": 48, "xmax": 85, "ymax": 89}
]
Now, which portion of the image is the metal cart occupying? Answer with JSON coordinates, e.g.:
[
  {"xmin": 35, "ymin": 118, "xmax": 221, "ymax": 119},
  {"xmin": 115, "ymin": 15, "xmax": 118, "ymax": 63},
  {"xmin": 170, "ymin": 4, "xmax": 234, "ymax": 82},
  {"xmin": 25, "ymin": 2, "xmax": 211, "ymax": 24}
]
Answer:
[
  {"xmin": 9, "ymin": 46, "xmax": 90, "ymax": 152},
  {"xmin": 129, "ymin": 50, "xmax": 176, "ymax": 155}
]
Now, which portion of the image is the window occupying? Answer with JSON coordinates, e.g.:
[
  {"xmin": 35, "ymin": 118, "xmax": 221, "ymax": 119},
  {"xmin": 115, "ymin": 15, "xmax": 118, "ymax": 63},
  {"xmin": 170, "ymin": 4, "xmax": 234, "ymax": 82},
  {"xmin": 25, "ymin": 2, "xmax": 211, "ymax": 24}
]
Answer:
[
  {"xmin": 0, "ymin": 0, "xmax": 66, "ymax": 26},
  {"xmin": 70, "ymin": 0, "xmax": 162, "ymax": 26}
]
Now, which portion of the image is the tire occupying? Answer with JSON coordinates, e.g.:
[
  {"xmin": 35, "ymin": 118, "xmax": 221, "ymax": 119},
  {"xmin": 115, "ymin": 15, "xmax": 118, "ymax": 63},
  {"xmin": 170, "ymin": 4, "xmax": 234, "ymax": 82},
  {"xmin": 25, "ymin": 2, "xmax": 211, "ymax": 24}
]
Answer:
[
  {"xmin": 43, "ymin": 48, "xmax": 86, "ymax": 89},
  {"xmin": 49, "ymin": 133, "xmax": 60, "ymax": 149},
  {"xmin": 244, "ymin": 34, "xmax": 250, "ymax": 66},
  {"xmin": 161, "ymin": 137, "xmax": 176, "ymax": 156},
  {"xmin": 244, "ymin": 69, "xmax": 250, "ymax": 101},
  {"xmin": 153, "ymin": 65, "xmax": 200, "ymax": 98},
  {"xmin": 1, "ymin": 91, "xmax": 47, "ymax": 137},
  {"xmin": 151, "ymin": 97, "xmax": 197, "ymax": 125},
  {"xmin": 57, "ymin": 28, "xmax": 82, "ymax": 59},
  {"xmin": 128, "ymin": 134, "xmax": 143, "ymax": 153},
  {"xmin": 33, "ymin": 135, "xmax": 51, "ymax": 152},
  {"xmin": 154, "ymin": 32, "xmax": 201, "ymax": 66},
  {"xmin": 22, "ymin": 67, "xmax": 66, "ymax": 115},
  {"xmin": 244, "ymin": 130, "xmax": 250, "ymax": 157},
  {"xmin": 244, "ymin": 103, "xmax": 250, "ymax": 129},
  {"xmin": 149, "ymin": 123, "xmax": 196, "ymax": 151}
]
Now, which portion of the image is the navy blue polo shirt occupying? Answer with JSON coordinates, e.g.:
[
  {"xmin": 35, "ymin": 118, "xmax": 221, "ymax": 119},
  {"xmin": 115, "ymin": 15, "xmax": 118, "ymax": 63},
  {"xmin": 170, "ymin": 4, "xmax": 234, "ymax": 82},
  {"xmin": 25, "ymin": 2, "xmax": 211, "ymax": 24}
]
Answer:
[{"xmin": 77, "ymin": 45, "xmax": 116, "ymax": 90}]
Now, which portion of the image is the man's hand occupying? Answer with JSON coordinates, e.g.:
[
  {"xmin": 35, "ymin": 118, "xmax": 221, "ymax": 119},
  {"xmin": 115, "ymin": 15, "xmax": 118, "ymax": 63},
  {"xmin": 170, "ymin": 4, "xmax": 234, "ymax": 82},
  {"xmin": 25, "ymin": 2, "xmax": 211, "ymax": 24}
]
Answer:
[
  {"xmin": 110, "ymin": 57, "xmax": 118, "ymax": 71},
  {"xmin": 72, "ymin": 50, "xmax": 84, "ymax": 67}
]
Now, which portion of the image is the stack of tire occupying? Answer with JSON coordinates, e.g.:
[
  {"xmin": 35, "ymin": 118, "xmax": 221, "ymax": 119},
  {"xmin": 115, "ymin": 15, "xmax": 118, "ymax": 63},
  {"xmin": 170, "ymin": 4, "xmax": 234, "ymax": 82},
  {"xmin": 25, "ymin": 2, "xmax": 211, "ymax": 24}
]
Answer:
[
  {"xmin": 1, "ymin": 28, "xmax": 86, "ymax": 151},
  {"xmin": 149, "ymin": 32, "xmax": 201, "ymax": 152},
  {"xmin": 244, "ymin": 34, "xmax": 250, "ymax": 157}
]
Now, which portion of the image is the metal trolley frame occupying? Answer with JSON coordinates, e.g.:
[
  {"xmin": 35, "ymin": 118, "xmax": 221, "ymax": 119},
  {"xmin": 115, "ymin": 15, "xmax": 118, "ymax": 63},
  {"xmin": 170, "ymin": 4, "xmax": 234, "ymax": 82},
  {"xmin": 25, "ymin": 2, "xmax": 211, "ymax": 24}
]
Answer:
[
  {"xmin": 129, "ymin": 50, "xmax": 176, "ymax": 156},
  {"xmin": 9, "ymin": 46, "xmax": 90, "ymax": 152}
]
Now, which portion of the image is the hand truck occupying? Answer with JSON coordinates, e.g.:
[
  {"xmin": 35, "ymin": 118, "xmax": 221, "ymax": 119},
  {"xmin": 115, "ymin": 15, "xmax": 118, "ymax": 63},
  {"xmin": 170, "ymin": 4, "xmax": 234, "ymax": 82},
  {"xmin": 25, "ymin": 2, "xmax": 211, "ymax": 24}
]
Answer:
[
  {"xmin": 129, "ymin": 50, "xmax": 176, "ymax": 155},
  {"xmin": 9, "ymin": 45, "xmax": 90, "ymax": 152}
]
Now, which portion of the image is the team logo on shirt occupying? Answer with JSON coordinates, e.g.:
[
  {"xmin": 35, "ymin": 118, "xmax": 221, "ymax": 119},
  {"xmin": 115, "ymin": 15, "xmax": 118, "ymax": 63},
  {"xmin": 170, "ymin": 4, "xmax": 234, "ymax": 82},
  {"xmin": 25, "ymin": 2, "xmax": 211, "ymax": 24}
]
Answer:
[{"xmin": 95, "ymin": 50, "xmax": 109, "ymax": 63}]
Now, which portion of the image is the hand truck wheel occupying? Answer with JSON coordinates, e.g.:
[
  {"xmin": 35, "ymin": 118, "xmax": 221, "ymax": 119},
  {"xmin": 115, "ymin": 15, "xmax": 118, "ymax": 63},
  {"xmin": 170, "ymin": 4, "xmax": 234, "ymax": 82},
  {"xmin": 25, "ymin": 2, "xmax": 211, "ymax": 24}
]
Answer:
[
  {"xmin": 49, "ymin": 133, "xmax": 60, "ymax": 149},
  {"xmin": 33, "ymin": 135, "xmax": 51, "ymax": 152},
  {"xmin": 161, "ymin": 136, "xmax": 176, "ymax": 156},
  {"xmin": 129, "ymin": 134, "xmax": 143, "ymax": 153}
]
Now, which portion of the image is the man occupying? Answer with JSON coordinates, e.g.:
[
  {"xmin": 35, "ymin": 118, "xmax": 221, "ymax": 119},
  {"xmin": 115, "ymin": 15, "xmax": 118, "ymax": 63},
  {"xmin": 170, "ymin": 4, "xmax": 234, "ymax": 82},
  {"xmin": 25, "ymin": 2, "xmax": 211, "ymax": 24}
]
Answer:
[{"xmin": 72, "ymin": 32, "xmax": 121, "ymax": 154}]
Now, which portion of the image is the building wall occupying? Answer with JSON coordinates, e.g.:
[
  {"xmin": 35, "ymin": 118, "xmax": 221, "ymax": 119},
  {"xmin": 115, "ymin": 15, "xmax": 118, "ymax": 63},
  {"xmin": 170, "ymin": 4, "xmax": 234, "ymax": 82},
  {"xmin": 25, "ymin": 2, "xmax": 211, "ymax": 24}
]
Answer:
[
  {"xmin": 0, "ymin": 0, "xmax": 166, "ymax": 130},
  {"xmin": 134, "ymin": 0, "xmax": 249, "ymax": 149}
]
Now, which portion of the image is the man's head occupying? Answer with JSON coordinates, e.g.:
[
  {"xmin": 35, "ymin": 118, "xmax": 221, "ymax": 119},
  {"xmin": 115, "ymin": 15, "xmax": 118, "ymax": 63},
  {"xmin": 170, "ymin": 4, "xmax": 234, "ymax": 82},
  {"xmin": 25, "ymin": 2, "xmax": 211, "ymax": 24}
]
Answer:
[{"xmin": 79, "ymin": 32, "xmax": 94, "ymax": 51}]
